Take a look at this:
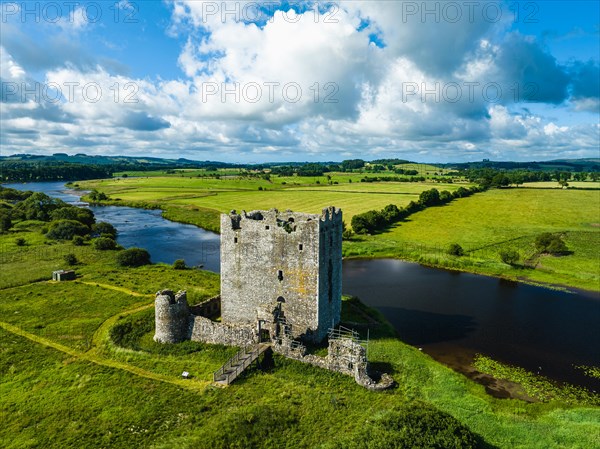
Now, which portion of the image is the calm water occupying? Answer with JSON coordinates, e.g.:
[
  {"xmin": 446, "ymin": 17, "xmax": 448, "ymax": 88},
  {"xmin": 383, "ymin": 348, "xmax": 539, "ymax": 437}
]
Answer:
[
  {"xmin": 6, "ymin": 182, "xmax": 600, "ymax": 389},
  {"xmin": 343, "ymin": 259, "xmax": 600, "ymax": 390},
  {"xmin": 4, "ymin": 182, "xmax": 220, "ymax": 271}
]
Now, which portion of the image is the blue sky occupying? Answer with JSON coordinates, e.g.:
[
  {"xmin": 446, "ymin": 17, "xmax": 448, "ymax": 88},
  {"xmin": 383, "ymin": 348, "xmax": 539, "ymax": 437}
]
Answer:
[{"xmin": 1, "ymin": 1, "xmax": 598, "ymax": 163}]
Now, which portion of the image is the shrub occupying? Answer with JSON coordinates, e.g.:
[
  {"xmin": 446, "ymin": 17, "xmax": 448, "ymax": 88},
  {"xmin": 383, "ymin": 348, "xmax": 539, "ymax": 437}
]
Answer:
[
  {"xmin": 93, "ymin": 237, "xmax": 117, "ymax": 251},
  {"xmin": 88, "ymin": 190, "xmax": 108, "ymax": 202},
  {"xmin": 499, "ymin": 249, "xmax": 520, "ymax": 265},
  {"xmin": 92, "ymin": 221, "xmax": 117, "ymax": 239},
  {"xmin": 50, "ymin": 207, "xmax": 95, "ymax": 227},
  {"xmin": 116, "ymin": 248, "xmax": 151, "ymax": 267},
  {"xmin": 15, "ymin": 237, "xmax": 26, "ymax": 246},
  {"xmin": 535, "ymin": 233, "xmax": 568, "ymax": 255},
  {"xmin": 547, "ymin": 238, "xmax": 568, "ymax": 255},
  {"xmin": 0, "ymin": 211, "xmax": 12, "ymax": 233},
  {"xmin": 335, "ymin": 404, "xmax": 480, "ymax": 449},
  {"xmin": 64, "ymin": 253, "xmax": 78, "ymax": 266},
  {"xmin": 173, "ymin": 259, "xmax": 187, "ymax": 270},
  {"xmin": 46, "ymin": 220, "xmax": 90, "ymax": 240},
  {"xmin": 72, "ymin": 235, "xmax": 85, "ymax": 246},
  {"xmin": 447, "ymin": 243, "xmax": 465, "ymax": 256}
]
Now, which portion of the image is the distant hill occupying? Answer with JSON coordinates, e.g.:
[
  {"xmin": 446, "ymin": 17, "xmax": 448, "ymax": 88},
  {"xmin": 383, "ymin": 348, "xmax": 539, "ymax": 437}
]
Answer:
[
  {"xmin": 443, "ymin": 159, "xmax": 600, "ymax": 172},
  {"xmin": 0, "ymin": 153, "xmax": 231, "ymax": 168},
  {"xmin": 1, "ymin": 153, "xmax": 598, "ymax": 175}
]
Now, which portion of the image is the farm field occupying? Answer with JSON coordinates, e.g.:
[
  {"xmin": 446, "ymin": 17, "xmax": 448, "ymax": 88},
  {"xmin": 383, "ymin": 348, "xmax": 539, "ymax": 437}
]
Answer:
[
  {"xmin": 79, "ymin": 175, "xmax": 600, "ymax": 292},
  {"xmin": 522, "ymin": 181, "xmax": 600, "ymax": 189},
  {"xmin": 79, "ymin": 176, "xmax": 467, "ymax": 227},
  {"xmin": 1, "ymin": 223, "xmax": 599, "ymax": 449},
  {"xmin": 345, "ymin": 188, "xmax": 600, "ymax": 291}
]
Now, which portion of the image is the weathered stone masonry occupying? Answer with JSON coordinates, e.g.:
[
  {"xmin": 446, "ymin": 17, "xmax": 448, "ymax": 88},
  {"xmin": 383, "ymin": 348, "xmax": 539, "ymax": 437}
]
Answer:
[
  {"xmin": 154, "ymin": 207, "xmax": 393, "ymax": 389},
  {"xmin": 220, "ymin": 207, "xmax": 342, "ymax": 343}
]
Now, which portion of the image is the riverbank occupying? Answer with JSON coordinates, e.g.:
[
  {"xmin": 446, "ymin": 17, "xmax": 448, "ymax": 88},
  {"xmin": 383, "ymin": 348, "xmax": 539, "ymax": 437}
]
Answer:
[{"xmin": 81, "ymin": 189, "xmax": 600, "ymax": 294}]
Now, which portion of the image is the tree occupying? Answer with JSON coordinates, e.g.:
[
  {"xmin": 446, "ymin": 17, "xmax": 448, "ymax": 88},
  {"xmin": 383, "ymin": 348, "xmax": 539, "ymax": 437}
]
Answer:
[
  {"xmin": 12, "ymin": 192, "xmax": 66, "ymax": 221},
  {"xmin": 499, "ymin": 249, "xmax": 520, "ymax": 265},
  {"xmin": 491, "ymin": 173, "xmax": 510, "ymax": 187},
  {"xmin": 447, "ymin": 243, "xmax": 464, "ymax": 256},
  {"xmin": 117, "ymin": 248, "xmax": 151, "ymax": 267},
  {"xmin": 439, "ymin": 190, "xmax": 453, "ymax": 203},
  {"xmin": 15, "ymin": 237, "xmax": 26, "ymax": 246},
  {"xmin": 342, "ymin": 221, "xmax": 354, "ymax": 241},
  {"xmin": 382, "ymin": 204, "xmax": 401, "ymax": 222},
  {"xmin": 418, "ymin": 188, "xmax": 440, "ymax": 206},
  {"xmin": 547, "ymin": 238, "xmax": 568, "ymax": 255},
  {"xmin": 535, "ymin": 233, "xmax": 568, "ymax": 255},
  {"xmin": 88, "ymin": 190, "xmax": 108, "ymax": 202},
  {"xmin": 341, "ymin": 159, "xmax": 365, "ymax": 171}
]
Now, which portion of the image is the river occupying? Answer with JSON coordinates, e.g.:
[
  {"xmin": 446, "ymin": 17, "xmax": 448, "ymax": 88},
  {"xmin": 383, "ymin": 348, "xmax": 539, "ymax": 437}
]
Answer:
[{"xmin": 5, "ymin": 181, "xmax": 600, "ymax": 392}]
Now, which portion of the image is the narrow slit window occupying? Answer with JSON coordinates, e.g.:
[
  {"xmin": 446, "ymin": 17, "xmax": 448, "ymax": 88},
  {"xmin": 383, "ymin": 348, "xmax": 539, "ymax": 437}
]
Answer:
[
  {"xmin": 299, "ymin": 244, "xmax": 303, "ymax": 251},
  {"xmin": 265, "ymin": 225, "xmax": 270, "ymax": 230},
  {"xmin": 278, "ymin": 270, "xmax": 283, "ymax": 281},
  {"xmin": 234, "ymin": 237, "xmax": 238, "ymax": 243}
]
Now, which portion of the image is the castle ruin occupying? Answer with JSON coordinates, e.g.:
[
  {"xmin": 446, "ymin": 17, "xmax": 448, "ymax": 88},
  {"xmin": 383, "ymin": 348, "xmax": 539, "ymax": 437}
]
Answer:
[
  {"xmin": 154, "ymin": 207, "xmax": 393, "ymax": 389},
  {"xmin": 220, "ymin": 207, "xmax": 342, "ymax": 343}
]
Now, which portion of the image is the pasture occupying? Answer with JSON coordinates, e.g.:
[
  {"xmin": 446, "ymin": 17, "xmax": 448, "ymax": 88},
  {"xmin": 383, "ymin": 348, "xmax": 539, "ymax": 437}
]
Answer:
[
  {"xmin": 1, "ymin": 210, "xmax": 599, "ymax": 449},
  {"xmin": 78, "ymin": 175, "xmax": 600, "ymax": 292}
]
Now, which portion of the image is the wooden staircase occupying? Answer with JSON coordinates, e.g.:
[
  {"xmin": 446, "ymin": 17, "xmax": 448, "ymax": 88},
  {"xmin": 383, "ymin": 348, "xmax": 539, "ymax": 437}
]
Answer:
[{"xmin": 213, "ymin": 343, "xmax": 271, "ymax": 385}]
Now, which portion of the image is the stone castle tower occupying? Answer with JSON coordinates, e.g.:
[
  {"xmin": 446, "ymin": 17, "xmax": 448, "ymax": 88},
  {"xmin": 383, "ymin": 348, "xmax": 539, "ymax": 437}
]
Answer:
[
  {"xmin": 220, "ymin": 207, "xmax": 343, "ymax": 343},
  {"xmin": 154, "ymin": 290, "xmax": 191, "ymax": 343}
]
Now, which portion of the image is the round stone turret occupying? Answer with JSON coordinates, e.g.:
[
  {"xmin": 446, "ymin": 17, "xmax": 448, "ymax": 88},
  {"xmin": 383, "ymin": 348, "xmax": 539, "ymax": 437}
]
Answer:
[{"xmin": 154, "ymin": 289, "xmax": 191, "ymax": 343}]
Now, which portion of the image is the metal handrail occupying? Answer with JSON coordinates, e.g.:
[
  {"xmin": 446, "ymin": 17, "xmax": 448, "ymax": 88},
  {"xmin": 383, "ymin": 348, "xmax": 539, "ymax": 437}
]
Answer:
[{"xmin": 213, "ymin": 344, "xmax": 266, "ymax": 384}]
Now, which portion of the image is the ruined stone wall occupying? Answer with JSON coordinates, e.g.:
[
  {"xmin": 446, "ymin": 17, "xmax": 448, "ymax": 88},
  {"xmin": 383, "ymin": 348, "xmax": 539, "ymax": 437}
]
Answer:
[
  {"xmin": 220, "ymin": 208, "xmax": 342, "ymax": 343},
  {"xmin": 272, "ymin": 336, "xmax": 394, "ymax": 390},
  {"xmin": 154, "ymin": 290, "xmax": 192, "ymax": 343},
  {"xmin": 189, "ymin": 295, "xmax": 221, "ymax": 319},
  {"xmin": 190, "ymin": 316, "xmax": 257, "ymax": 347}
]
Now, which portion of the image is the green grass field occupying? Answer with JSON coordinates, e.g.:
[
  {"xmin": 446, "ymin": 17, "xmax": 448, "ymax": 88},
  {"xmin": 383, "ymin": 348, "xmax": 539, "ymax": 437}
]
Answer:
[
  {"xmin": 344, "ymin": 188, "xmax": 600, "ymax": 291},
  {"xmin": 522, "ymin": 181, "xmax": 600, "ymax": 189},
  {"xmin": 1, "ymin": 220, "xmax": 599, "ymax": 448},
  {"xmin": 78, "ymin": 176, "xmax": 599, "ymax": 292},
  {"xmin": 80, "ymin": 176, "xmax": 467, "ymax": 228}
]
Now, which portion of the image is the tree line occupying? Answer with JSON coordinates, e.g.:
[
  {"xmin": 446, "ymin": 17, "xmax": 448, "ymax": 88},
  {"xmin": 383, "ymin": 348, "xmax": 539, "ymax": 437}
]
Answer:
[
  {"xmin": 0, "ymin": 162, "xmax": 114, "ymax": 182},
  {"xmin": 350, "ymin": 186, "xmax": 481, "ymax": 235}
]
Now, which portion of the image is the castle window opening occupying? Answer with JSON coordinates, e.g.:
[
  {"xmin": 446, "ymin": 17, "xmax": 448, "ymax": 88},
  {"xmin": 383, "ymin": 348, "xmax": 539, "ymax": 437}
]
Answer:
[
  {"xmin": 299, "ymin": 244, "xmax": 303, "ymax": 251},
  {"xmin": 278, "ymin": 270, "xmax": 284, "ymax": 281},
  {"xmin": 265, "ymin": 225, "xmax": 270, "ymax": 230},
  {"xmin": 234, "ymin": 237, "xmax": 238, "ymax": 243}
]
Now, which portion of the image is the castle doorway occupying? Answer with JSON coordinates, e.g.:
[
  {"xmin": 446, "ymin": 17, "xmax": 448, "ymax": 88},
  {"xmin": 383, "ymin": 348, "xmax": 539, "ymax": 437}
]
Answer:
[{"xmin": 257, "ymin": 319, "xmax": 270, "ymax": 342}]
